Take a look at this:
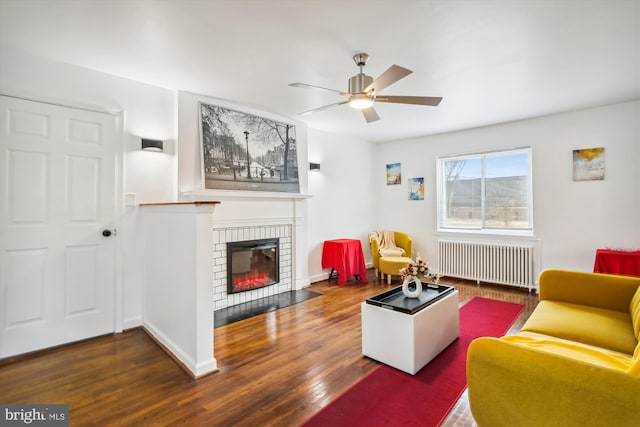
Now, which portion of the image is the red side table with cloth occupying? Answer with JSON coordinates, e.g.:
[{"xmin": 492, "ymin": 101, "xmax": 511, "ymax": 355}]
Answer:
[
  {"xmin": 322, "ymin": 239, "xmax": 369, "ymax": 285},
  {"xmin": 593, "ymin": 249, "xmax": 640, "ymax": 277}
]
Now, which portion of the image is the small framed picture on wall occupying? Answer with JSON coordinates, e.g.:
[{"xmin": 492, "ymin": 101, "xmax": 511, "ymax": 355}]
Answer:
[
  {"xmin": 573, "ymin": 147, "xmax": 605, "ymax": 181},
  {"xmin": 386, "ymin": 163, "xmax": 401, "ymax": 185},
  {"xmin": 408, "ymin": 177, "xmax": 424, "ymax": 200}
]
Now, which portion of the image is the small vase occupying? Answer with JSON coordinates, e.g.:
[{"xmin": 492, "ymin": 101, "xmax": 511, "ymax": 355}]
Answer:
[{"xmin": 401, "ymin": 276, "xmax": 422, "ymax": 298}]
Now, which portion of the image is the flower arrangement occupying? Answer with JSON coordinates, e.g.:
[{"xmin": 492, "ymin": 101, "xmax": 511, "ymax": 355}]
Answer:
[
  {"xmin": 400, "ymin": 256, "xmax": 441, "ymax": 283},
  {"xmin": 400, "ymin": 257, "xmax": 429, "ymax": 279}
]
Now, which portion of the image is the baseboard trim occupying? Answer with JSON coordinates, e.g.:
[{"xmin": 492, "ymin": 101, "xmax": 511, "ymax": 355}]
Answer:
[
  {"xmin": 142, "ymin": 323, "xmax": 218, "ymax": 380},
  {"xmin": 309, "ymin": 272, "xmax": 329, "ymax": 283},
  {"xmin": 122, "ymin": 317, "xmax": 143, "ymax": 330},
  {"xmin": 309, "ymin": 266, "xmax": 374, "ymax": 284}
]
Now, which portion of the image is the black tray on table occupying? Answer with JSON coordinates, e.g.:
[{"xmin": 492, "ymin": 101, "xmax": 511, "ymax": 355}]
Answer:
[{"xmin": 365, "ymin": 283, "xmax": 455, "ymax": 315}]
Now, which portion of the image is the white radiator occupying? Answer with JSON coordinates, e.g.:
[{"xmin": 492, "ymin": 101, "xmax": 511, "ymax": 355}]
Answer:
[{"xmin": 438, "ymin": 240, "xmax": 536, "ymax": 291}]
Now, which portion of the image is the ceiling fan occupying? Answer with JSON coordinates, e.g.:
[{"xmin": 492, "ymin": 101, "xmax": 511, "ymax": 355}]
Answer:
[{"xmin": 289, "ymin": 53, "xmax": 442, "ymax": 123}]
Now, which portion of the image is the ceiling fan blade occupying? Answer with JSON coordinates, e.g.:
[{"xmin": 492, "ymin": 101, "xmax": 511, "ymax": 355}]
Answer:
[
  {"xmin": 362, "ymin": 107, "xmax": 380, "ymax": 123},
  {"xmin": 289, "ymin": 82, "xmax": 346, "ymax": 96},
  {"xmin": 298, "ymin": 100, "xmax": 348, "ymax": 116},
  {"xmin": 364, "ymin": 65, "xmax": 412, "ymax": 95},
  {"xmin": 375, "ymin": 95, "xmax": 443, "ymax": 106}
]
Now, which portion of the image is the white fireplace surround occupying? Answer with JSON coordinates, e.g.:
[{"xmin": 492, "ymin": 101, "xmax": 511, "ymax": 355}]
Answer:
[
  {"xmin": 213, "ymin": 224, "xmax": 292, "ymax": 310},
  {"xmin": 141, "ymin": 192, "xmax": 310, "ymax": 378},
  {"xmin": 183, "ymin": 189, "xmax": 310, "ymax": 297}
]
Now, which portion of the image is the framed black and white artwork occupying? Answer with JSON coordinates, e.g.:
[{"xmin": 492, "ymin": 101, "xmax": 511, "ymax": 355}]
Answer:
[{"xmin": 199, "ymin": 102, "xmax": 299, "ymax": 193}]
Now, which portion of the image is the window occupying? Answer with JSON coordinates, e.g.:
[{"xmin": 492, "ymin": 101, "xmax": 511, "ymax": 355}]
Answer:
[{"xmin": 437, "ymin": 148, "xmax": 533, "ymax": 234}]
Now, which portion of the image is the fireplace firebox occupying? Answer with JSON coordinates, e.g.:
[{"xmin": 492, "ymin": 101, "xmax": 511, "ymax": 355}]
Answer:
[{"xmin": 227, "ymin": 238, "xmax": 279, "ymax": 294}]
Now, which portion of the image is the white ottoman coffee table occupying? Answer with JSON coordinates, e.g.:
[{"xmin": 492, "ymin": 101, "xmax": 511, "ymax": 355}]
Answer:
[{"xmin": 361, "ymin": 284, "xmax": 459, "ymax": 375}]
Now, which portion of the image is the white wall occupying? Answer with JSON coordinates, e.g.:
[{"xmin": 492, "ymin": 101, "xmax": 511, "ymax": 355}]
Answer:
[
  {"xmin": 0, "ymin": 48, "xmax": 177, "ymax": 328},
  {"xmin": 307, "ymin": 128, "xmax": 376, "ymax": 282},
  {"xmin": 142, "ymin": 203, "xmax": 217, "ymax": 377},
  {"xmin": 375, "ymin": 101, "xmax": 640, "ymax": 274}
]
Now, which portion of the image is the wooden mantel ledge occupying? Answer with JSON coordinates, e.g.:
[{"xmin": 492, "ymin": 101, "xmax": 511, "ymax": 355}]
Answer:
[{"xmin": 140, "ymin": 201, "xmax": 221, "ymax": 206}]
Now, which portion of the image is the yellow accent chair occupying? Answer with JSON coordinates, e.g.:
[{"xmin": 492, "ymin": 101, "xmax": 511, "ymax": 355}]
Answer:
[
  {"xmin": 370, "ymin": 231, "xmax": 413, "ymax": 284},
  {"xmin": 467, "ymin": 269, "xmax": 640, "ymax": 427}
]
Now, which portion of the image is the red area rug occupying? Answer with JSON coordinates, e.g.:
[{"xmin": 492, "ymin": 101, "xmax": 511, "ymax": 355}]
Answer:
[{"xmin": 302, "ymin": 297, "xmax": 524, "ymax": 427}]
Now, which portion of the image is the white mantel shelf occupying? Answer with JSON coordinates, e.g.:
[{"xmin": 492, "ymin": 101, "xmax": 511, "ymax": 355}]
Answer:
[
  {"xmin": 140, "ymin": 201, "xmax": 221, "ymax": 206},
  {"xmin": 182, "ymin": 190, "xmax": 312, "ymax": 201}
]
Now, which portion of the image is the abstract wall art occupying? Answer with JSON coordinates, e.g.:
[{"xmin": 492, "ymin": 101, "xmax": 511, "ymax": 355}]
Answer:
[
  {"xmin": 573, "ymin": 147, "xmax": 605, "ymax": 181},
  {"xmin": 386, "ymin": 163, "xmax": 401, "ymax": 185},
  {"xmin": 408, "ymin": 177, "xmax": 424, "ymax": 200}
]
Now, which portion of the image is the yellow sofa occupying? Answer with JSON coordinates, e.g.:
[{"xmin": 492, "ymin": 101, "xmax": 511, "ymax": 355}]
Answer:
[{"xmin": 467, "ymin": 269, "xmax": 640, "ymax": 427}]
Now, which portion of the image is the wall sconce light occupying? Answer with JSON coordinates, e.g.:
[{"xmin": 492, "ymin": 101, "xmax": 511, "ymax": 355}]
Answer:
[
  {"xmin": 309, "ymin": 162, "xmax": 321, "ymax": 171},
  {"xmin": 141, "ymin": 138, "xmax": 163, "ymax": 152}
]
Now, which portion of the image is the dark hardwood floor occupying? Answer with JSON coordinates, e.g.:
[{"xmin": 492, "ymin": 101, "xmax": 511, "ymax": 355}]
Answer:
[{"xmin": 0, "ymin": 270, "xmax": 538, "ymax": 426}]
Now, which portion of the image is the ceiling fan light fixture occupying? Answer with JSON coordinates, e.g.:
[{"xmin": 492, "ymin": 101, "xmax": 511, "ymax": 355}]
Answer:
[
  {"xmin": 290, "ymin": 53, "xmax": 442, "ymax": 121},
  {"xmin": 349, "ymin": 95, "xmax": 373, "ymax": 110}
]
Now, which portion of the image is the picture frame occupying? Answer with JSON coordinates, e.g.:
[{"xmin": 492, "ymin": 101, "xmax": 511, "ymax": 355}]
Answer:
[
  {"xmin": 199, "ymin": 102, "xmax": 300, "ymax": 192},
  {"xmin": 408, "ymin": 177, "xmax": 424, "ymax": 200},
  {"xmin": 386, "ymin": 163, "xmax": 401, "ymax": 185},
  {"xmin": 573, "ymin": 147, "xmax": 605, "ymax": 181}
]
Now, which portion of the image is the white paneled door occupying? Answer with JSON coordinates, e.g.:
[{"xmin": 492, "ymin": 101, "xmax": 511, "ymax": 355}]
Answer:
[{"xmin": 0, "ymin": 96, "xmax": 118, "ymax": 358}]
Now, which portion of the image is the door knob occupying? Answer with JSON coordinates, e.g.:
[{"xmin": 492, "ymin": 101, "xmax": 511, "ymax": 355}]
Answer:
[{"xmin": 102, "ymin": 229, "xmax": 112, "ymax": 237}]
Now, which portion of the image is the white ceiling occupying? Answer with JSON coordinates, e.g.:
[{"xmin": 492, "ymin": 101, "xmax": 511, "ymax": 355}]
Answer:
[{"xmin": 1, "ymin": 0, "xmax": 639, "ymax": 143}]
